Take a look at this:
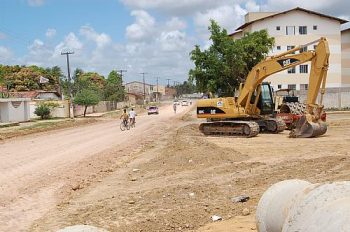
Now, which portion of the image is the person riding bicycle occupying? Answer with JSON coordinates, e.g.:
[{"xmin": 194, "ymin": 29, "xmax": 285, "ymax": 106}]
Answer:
[
  {"xmin": 129, "ymin": 108, "xmax": 136, "ymax": 126},
  {"xmin": 120, "ymin": 109, "xmax": 129, "ymax": 126}
]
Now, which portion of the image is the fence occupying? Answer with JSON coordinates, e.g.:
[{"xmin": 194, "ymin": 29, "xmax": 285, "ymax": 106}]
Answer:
[
  {"xmin": 296, "ymin": 87, "xmax": 350, "ymax": 109},
  {"xmin": 30, "ymin": 100, "xmax": 132, "ymax": 118}
]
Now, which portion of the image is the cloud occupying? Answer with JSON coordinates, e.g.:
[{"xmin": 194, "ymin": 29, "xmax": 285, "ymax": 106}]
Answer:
[
  {"xmin": 126, "ymin": 10, "xmax": 156, "ymax": 41},
  {"xmin": 45, "ymin": 28, "xmax": 56, "ymax": 38},
  {"xmin": 27, "ymin": 0, "xmax": 45, "ymax": 7},
  {"xmin": 166, "ymin": 17, "xmax": 187, "ymax": 31},
  {"xmin": 80, "ymin": 25, "xmax": 112, "ymax": 48},
  {"xmin": 0, "ymin": 46, "xmax": 13, "ymax": 61},
  {"xmin": 54, "ymin": 33, "xmax": 83, "ymax": 57},
  {"xmin": 245, "ymin": 0, "xmax": 260, "ymax": 12},
  {"xmin": 194, "ymin": 4, "xmax": 247, "ymax": 39},
  {"xmin": 120, "ymin": 0, "xmax": 239, "ymax": 16},
  {"xmin": 158, "ymin": 30, "xmax": 187, "ymax": 52},
  {"xmin": 263, "ymin": 0, "xmax": 350, "ymax": 18}
]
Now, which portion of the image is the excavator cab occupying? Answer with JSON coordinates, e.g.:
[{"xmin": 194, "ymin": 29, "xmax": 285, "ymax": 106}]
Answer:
[{"xmin": 258, "ymin": 83, "xmax": 275, "ymax": 115}]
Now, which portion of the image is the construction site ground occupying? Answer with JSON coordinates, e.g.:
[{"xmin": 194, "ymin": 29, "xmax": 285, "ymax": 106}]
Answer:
[{"xmin": 1, "ymin": 103, "xmax": 350, "ymax": 231}]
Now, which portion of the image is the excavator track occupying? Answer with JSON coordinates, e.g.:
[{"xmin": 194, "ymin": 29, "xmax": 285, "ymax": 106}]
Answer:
[
  {"xmin": 258, "ymin": 117, "xmax": 286, "ymax": 133},
  {"xmin": 199, "ymin": 121, "xmax": 260, "ymax": 138}
]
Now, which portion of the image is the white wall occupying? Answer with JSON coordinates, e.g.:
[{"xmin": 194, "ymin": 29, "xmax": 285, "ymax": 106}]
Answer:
[
  {"xmin": 0, "ymin": 99, "xmax": 30, "ymax": 123},
  {"xmin": 0, "ymin": 103, "xmax": 9, "ymax": 122}
]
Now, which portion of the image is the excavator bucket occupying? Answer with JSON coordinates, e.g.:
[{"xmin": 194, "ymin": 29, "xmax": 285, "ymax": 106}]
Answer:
[{"xmin": 290, "ymin": 115, "xmax": 327, "ymax": 138}]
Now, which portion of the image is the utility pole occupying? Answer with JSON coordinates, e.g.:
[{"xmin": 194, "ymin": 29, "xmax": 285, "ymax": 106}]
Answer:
[
  {"xmin": 117, "ymin": 69, "xmax": 127, "ymax": 83},
  {"xmin": 140, "ymin": 72, "xmax": 147, "ymax": 104},
  {"xmin": 166, "ymin": 78, "xmax": 171, "ymax": 88},
  {"xmin": 61, "ymin": 51, "xmax": 74, "ymax": 119},
  {"xmin": 156, "ymin": 77, "xmax": 159, "ymax": 102}
]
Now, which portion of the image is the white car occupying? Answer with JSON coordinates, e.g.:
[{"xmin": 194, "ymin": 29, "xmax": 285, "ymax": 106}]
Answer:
[{"xmin": 181, "ymin": 100, "xmax": 189, "ymax": 106}]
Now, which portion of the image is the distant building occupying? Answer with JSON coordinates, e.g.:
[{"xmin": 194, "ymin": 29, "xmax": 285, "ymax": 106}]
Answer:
[
  {"xmin": 125, "ymin": 81, "xmax": 166, "ymax": 102},
  {"xmin": 126, "ymin": 92, "xmax": 143, "ymax": 105},
  {"xmin": 125, "ymin": 81, "xmax": 151, "ymax": 96},
  {"xmin": 165, "ymin": 87, "xmax": 176, "ymax": 97},
  {"xmin": 230, "ymin": 7, "xmax": 348, "ymax": 90}
]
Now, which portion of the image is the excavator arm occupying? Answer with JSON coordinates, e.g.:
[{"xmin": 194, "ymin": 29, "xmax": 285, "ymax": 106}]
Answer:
[{"xmin": 237, "ymin": 37, "xmax": 329, "ymax": 116}]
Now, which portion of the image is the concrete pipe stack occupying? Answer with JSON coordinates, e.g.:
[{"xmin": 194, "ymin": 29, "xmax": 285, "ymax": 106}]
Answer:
[{"xmin": 256, "ymin": 179, "xmax": 350, "ymax": 232}]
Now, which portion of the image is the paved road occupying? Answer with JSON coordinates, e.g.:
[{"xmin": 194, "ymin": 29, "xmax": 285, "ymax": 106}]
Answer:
[{"xmin": 0, "ymin": 104, "xmax": 190, "ymax": 231}]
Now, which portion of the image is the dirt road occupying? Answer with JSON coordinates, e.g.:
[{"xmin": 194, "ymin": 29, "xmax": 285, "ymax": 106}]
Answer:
[
  {"xmin": 2, "ymin": 106, "xmax": 350, "ymax": 232},
  {"xmin": 0, "ymin": 104, "xmax": 188, "ymax": 231}
]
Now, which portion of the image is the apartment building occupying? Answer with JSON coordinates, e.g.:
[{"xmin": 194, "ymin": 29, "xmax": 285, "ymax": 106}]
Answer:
[
  {"xmin": 342, "ymin": 28, "xmax": 350, "ymax": 86},
  {"xmin": 231, "ymin": 7, "xmax": 348, "ymax": 90}
]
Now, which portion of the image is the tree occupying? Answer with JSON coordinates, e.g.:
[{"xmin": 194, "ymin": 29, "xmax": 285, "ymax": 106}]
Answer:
[
  {"xmin": 189, "ymin": 20, "xmax": 274, "ymax": 96},
  {"xmin": 175, "ymin": 81, "xmax": 196, "ymax": 97},
  {"xmin": 73, "ymin": 89, "xmax": 100, "ymax": 117},
  {"xmin": 103, "ymin": 70, "xmax": 125, "ymax": 101},
  {"xmin": 0, "ymin": 65, "xmax": 61, "ymax": 92}
]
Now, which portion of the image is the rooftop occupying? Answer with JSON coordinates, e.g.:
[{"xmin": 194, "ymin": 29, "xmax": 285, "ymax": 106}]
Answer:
[{"xmin": 235, "ymin": 7, "xmax": 348, "ymax": 31}]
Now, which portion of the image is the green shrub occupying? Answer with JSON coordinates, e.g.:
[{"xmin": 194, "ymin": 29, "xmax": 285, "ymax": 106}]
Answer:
[
  {"xmin": 34, "ymin": 102, "xmax": 60, "ymax": 119},
  {"xmin": 34, "ymin": 104, "xmax": 51, "ymax": 119}
]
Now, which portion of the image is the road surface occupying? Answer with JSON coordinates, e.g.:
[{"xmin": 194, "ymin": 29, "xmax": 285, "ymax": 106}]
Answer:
[{"xmin": 0, "ymin": 103, "xmax": 189, "ymax": 231}]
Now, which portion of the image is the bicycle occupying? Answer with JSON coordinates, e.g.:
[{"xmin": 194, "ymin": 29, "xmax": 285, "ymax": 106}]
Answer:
[
  {"xmin": 120, "ymin": 119, "xmax": 130, "ymax": 131},
  {"xmin": 129, "ymin": 118, "xmax": 136, "ymax": 128}
]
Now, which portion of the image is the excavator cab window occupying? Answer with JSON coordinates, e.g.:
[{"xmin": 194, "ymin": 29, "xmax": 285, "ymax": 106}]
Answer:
[{"xmin": 258, "ymin": 83, "xmax": 274, "ymax": 115}]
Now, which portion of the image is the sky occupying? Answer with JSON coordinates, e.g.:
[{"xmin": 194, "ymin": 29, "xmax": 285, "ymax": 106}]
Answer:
[{"xmin": 0, "ymin": 0, "xmax": 349, "ymax": 85}]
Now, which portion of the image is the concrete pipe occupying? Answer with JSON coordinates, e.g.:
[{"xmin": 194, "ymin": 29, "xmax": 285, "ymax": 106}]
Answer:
[
  {"xmin": 57, "ymin": 225, "xmax": 109, "ymax": 232},
  {"xmin": 282, "ymin": 181, "xmax": 350, "ymax": 232},
  {"xmin": 256, "ymin": 179, "xmax": 311, "ymax": 232},
  {"xmin": 256, "ymin": 180, "xmax": 350, "ymax": 232}
]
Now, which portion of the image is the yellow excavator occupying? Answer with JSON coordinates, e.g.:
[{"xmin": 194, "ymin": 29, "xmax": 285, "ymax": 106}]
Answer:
[{"xmin": 197, "ymin": 37, "xmax": 329, "ymax": 138}]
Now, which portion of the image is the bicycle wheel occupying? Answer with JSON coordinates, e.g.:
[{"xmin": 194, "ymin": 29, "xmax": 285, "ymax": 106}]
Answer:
[{"xmin": 120, "ymin": 121, "xmax": 126, "ymax": 131}]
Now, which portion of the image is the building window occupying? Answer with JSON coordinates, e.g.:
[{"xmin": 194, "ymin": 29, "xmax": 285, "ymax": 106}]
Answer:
[
  {"xmin": 288, "ymin": 84, "xmax": 296, "ymax": 90},
  {"xmin": 278, "ymin": 84, "xmax": 282, "ymax": 89},
  {"xmin": 288, "ymin": 67, "xmax": 296, "ymax": 74},
  {"xmin": 300, "ymin": 65, "xmax": 308, "ymax": 73},
  {"xmin": 277, "ymin": 46, "xmax": 281, "ymax": 50},
  {"xmin": 276, "ymin": 26, "xmax": 280, "ymax": 30},
  {"xmin": 313, "ymin": 25, "xmax": 317, "ymax": 30},
  {"xmin": 300, "ymin": 84, "xmax": 309, "ymax": 90},
  {"xmin": 299, "ymin": 46, "xmax": 307, "ymax": 53},
  {"xmin": 287, "ymin": 45, "xmax": 295, "ymax": 54},
  {"xmin": 286, "ymin": 26, "xmax": 295, "ymax": 35},
  {"xmin": 299, "ymin": 26, "xmax": 307, "ymax": 35}
]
